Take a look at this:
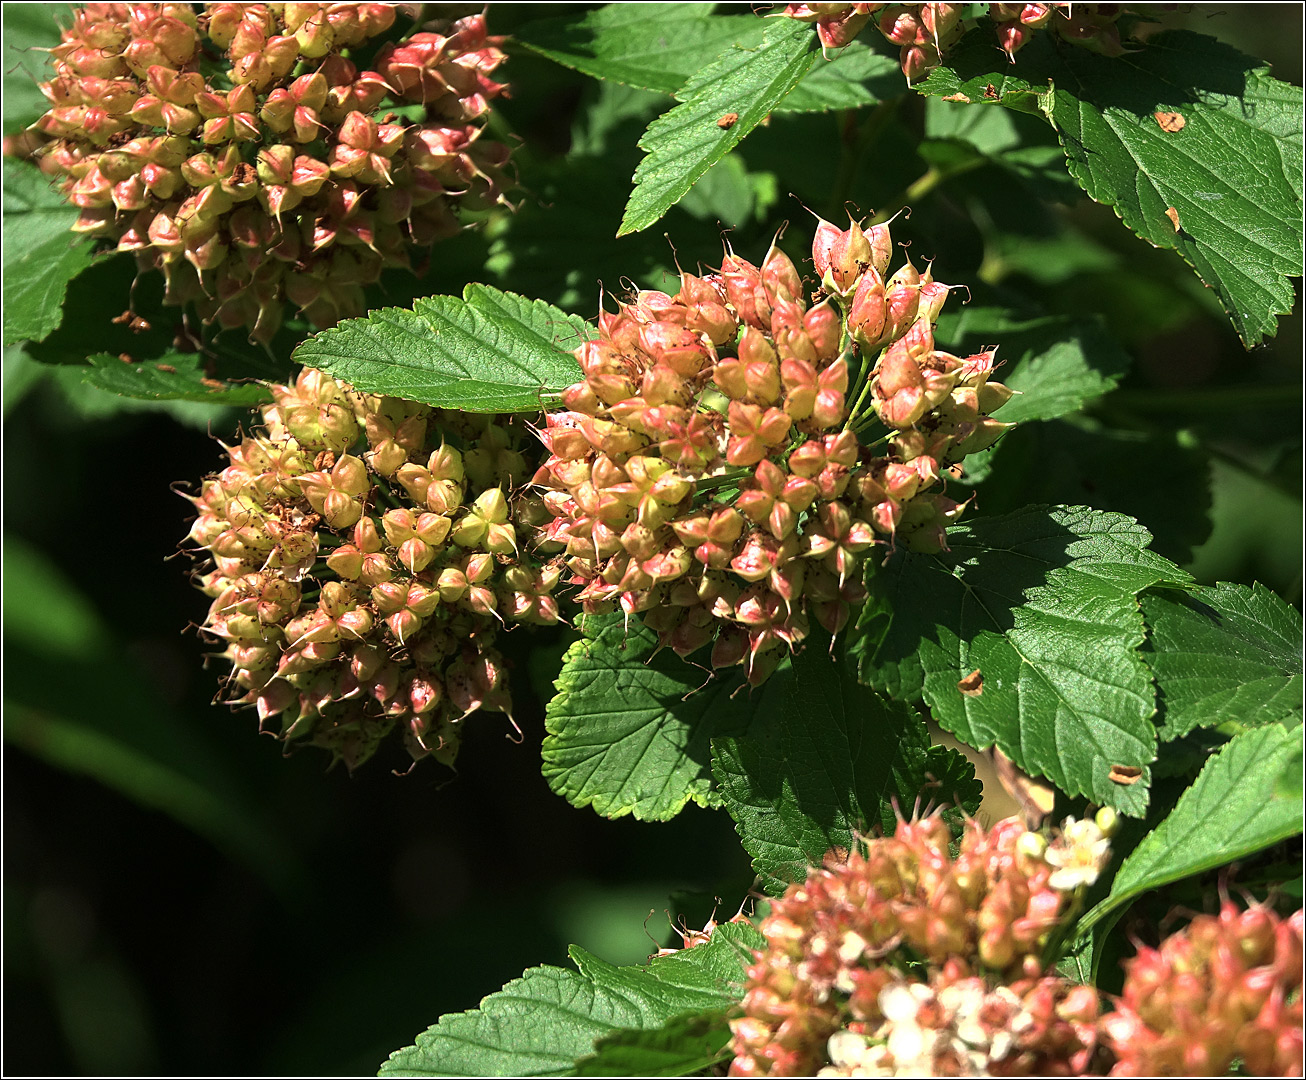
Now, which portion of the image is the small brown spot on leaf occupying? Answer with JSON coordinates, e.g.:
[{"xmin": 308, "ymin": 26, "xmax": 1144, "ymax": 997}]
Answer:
[
  {"xmin": 957, "ymin": 669, "xmax": 983, "ymax": 696},
  {"xmin": 1154, "ymin": 111, "xmax": 1185, "ymax": 132},
  {"xmin": 155, "ymin": 363, "xmax": 177, "ymax": 374},
  {"xmin": 984, "ymin": 82, "xmax": 999, "ymax": 99},
  {"xmin": 942, "ymin": 92, "xmax": 971, "ymax": 103},
  {"xmin": 1165, "ymin": 206, "xmax": 1181, "ymax": 232},
  {"xmin": 717, "ymin": 112, "xmax": 739, "ymax": 129},
  {"xmin": 1109, "ymin": 764, "xmax": 1143, "ymax": 785},
  {"xmin": 200, "ymin": 377, "xmax": 226, "ymax": 390},
  {"xmin": 118, "ymin": 352, "xmax": 134, "ymax": 363}
]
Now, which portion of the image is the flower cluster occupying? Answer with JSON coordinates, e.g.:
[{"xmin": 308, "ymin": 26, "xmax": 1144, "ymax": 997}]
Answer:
[
  {"xmin": 16, "ymin": 3, "xmax": 509, "ymax": 340},
  {"xmin": 533, "ymin": 222, "xmax": 1011, "ymax": 685},
  {"xmin": 1100, "ymin": 900, "xmax": 1304, "ymax": 1077},
  {"xmin": 818, "ymin": 966, "xmax": 1102, "ymax": 1077},
  {"xmin": 784, "ymin": 3, "xmax": 1127, "ymax": 82},
  {"xmin": 184, "ymin": 368, "xmax": 560, "ymax": 770},
  {"xmin": 729, "ymin": 812, "xmax": 1114, "ymax": 1076}
]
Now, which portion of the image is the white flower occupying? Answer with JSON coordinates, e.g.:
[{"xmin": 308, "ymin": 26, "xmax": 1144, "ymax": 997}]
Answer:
[{"xmin": 1045, "ymin": 816, "xmax": 1111, "ymax": 891}]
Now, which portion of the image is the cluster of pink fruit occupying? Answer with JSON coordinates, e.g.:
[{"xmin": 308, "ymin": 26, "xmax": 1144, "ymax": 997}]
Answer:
[
  {"xmin": 532, "ymin": 218, "xmax": 1011, "ymax": 686},
  {"xmin": 12, "ymin": 2, "xmax": 509, "ymax": 341},
  {"xmin": 727, "ymin": 811, "xmax": 1303, "ymax": 1078}
]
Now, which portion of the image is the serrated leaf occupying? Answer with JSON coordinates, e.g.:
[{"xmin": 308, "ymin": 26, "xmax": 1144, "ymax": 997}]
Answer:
[
  {"xmin": 619, "ymin": 19, "xmax": 817, "ymax": 237},
  {"xmin": 82, "ymin": 352, "xmax": 272, "ymax": 405},
  {"xmin": 854, "ymin": 506, "xmax": 1192, "ymax": 816},
  {"xmin": 575, "ymin": 1009, "xmax": 732, "ymax": 1077},
  {"xmin": 712, "ymin": 643, "xmax": 981, "ymax": 892},
  {"xmin": 381, "ymin": 921, "xmax": 763, "ymax": 1078},
  {"xmin": 1079, "ymin": 722, "xmax": 1304, "ymax": 936},
  {"xmin": 543, "ymin": 615, "xmax": 752, "ymax": 821},
  {"xmin": 3, "ymin": 158, "xmax": 97, "ymax": 345},
  {"xmin": 292, "ymin": 284, "xmax": 589, "ymax": 412},
  {"xmin": 1142, "ymin": 582, "xmax": 1304, "ymax": 741},
  {"xmin": 921, "ymin": 30, "xmax": 1303, "ymax": 347},
  {"xmin": 516, "ymin": 7, "xmax": 896, "ymax": 116},
  {"xmin": 781, "ymin": 41, "xmax": 902, "ymax": 113},
  {"xmin": 934, "ymin": 307, "xmax": 1131, "ymax": 423},
  {"xmin": 515, "ymin": 5, "xmax": 762, "ymax": 95}
]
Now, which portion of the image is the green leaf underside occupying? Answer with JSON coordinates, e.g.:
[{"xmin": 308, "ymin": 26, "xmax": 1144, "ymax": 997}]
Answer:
[
  {"xmin": 517, "ymin": 6, "xmax": 896, "ymax": 115},
  {"xmin": 291, "ymin": 284, "xmax": 589, "ymax": 412},
  {"xmin": 380, "ymin": 920, "xmax": 764, "ymax": 1078},
  {"xmin": 82, "ymin": 352, "xmax": 273, "ymax": 405},
  {"xmin": 619, "ymin": 18, "xmax": 818, "ymax": 237},
  {"xmin": 3, "ymin": 158, "xmax": 97, "ymax": 346},
  {"xmin": 853, "ymin": 506, "xmax": 1192, "ymax": 816},
  {"xmin": 921, "ymin": 29, "xmax": 1304, "ymax": 347},
  {"xmin": 542, "ymin": 615, "xmax": 752, "ymax": 821},
  {"xmin": 712, "ymin": 644, "xmax": 981, "ymax": 892},
  {"xmin": 1081, "ymin": 722, "xmax": 1304, "ymax": 935},
  {"xmin": 1143, "ymin": 582, "xmax": 1304, "ymax": 741},
  {"xmin": 935, "ymin": 306, "xmax": 1132, "ymax": 424},
  {"xmin": 575, "ymin": 1009, "xmax": 732, "ymax": 1077}
]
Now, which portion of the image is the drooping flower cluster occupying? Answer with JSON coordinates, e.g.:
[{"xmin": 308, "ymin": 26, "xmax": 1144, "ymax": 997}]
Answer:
[
  {"xmin": 729, "ymin": 812, "xmax": 1115, "ymax": 1076},
  {"xmin": 1100, "ymin": 900, "xmax": 1304, "ymax": 1077},
  {"xmin": 15, "ymin": 3, "xmax": 509, "ymax": 340},
  {"xmin": 184, "ymin": 368, "xmax": 560, "ymax": 770},
  {"xmin": 532, "ymin": 222, "xmax": 1012, "ymax": 684},
  {"xmin": 784, "ymin": 3, "xmax": 1127, "ymax": 82}
]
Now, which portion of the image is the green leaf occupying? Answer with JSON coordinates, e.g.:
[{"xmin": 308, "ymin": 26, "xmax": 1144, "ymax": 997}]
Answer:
[
  {"xmin": 292, "ymin": 284, "xmax": 590, "ymax": 412},
  {"xmin": 1079, "ymin": 722, "xmax": 1304, "ymax": 935},
  {"xmin": 781, "ymin": 41, "xmax": 902, "ymax": 113},
  {"xmin": 2, "ymin": 343, "xmax": 45, "ymax": 416},
  {"xmin": 380, "ymin": 920, "xmax": 763, "ymax": 1078},
  {"xmin": 3, "ymin": 158, "xmax": 97, "ymax": 345},
  {"xmin": 853, "ymin": 506, "xmax": 1192, "ymax": 816},
  {"xmin": 934, "ymin": 307, "xmax": 1131, "ymax": 423},
  {"xmin": 1142, "ymin": 582, "xmax": 1304, "ymax": 741},
  {"xmin": 82, "ymin": 352, "xmax": 273, "ymax": 405},
  {"xmin": 968, "ymin": 419, "xmax": 1212, "ymax": 565},
  {"xmin": 3, "ymin": 4, "xmax": 68, "ymax": 132},
  {"xmin": 712, "ymin": 643, "xmax": 981, "ymax": 892},
  {"xmin": 514, "ymin": 5, "xmax": 763, "ymax": 95},
  {"xmin": 619, "ymin": 19, "xmax": 818, "ymax": 238},
  {"xmin": 516, "ymin": 6, "xmax": 893, "ymax": 115},
  {"xmin": 921, "ymin": 30, "xmax": 1304, "ymax": 347},
  {"xmin": 676, "ymin": 152, "xmax": 772, "ymax": 229},
  {"xmin": 575, "ymin": 1009, "xmax": 732, "ymax": 1077},
  {"xmin": 543, "ymin": 615, "xmax": 752, "ymax": 821},
  {"xmin": 922, "ymin": 96, "xmax": 1083, "ymax": 203}
]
